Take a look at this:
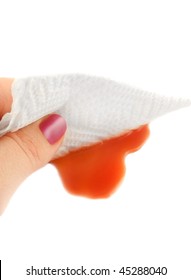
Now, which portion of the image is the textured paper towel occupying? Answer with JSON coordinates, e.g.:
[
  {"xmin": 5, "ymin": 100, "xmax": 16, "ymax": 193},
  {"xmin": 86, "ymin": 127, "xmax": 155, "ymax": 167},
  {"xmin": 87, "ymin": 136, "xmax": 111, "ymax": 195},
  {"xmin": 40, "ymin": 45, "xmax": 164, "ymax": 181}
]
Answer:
[{"xmin": 0, "ymin": 74, "xmax": 190, "ymax": 158}]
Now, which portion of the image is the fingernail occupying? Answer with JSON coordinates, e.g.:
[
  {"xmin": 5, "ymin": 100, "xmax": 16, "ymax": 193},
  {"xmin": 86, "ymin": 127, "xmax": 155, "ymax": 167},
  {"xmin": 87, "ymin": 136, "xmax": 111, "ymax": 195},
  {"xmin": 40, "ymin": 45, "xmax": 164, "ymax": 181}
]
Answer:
[{"xmin": 39, "ymin": 114, "xmax": 67, "ymax": 144}]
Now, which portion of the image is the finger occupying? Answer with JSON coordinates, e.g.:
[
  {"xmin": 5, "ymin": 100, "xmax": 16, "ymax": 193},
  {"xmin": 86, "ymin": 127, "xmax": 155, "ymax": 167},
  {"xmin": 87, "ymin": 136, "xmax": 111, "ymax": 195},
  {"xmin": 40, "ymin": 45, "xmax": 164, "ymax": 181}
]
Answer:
[
  {"xmin": 0, "ymin": 114, "xmax": 67, "ymax": 214},
  {"xmin": 0, "ymin": 78, "xmax": 14, "ymax": 119}
]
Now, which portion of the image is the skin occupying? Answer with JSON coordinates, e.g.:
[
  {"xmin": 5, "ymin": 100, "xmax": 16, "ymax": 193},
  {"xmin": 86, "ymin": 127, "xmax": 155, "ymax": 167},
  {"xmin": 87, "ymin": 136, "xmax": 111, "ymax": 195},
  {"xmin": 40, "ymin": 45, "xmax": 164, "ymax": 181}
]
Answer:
[
  {"xmin": 0, "ymin": 78, "xmax": 65, "ymax": 214},
  {"xmin": 0, "ymin": 78, "xmax": 13, "ymax": 119}
]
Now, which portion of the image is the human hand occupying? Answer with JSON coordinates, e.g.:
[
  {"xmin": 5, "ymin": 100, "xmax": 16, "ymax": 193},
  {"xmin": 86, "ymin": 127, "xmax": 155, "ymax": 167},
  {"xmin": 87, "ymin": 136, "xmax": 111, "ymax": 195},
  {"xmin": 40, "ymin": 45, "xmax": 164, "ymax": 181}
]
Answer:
[{"xmin": 0, "ymin": 78, "xmax": 67, "ymax": 214}]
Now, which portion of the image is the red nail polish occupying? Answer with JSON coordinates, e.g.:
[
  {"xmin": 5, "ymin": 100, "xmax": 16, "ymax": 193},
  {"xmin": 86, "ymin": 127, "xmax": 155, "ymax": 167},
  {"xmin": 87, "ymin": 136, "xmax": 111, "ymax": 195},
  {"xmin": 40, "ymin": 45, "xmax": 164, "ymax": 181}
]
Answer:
[{"xmin": 39, "ymin": 114, "xmax": 67, "ymax": 144}]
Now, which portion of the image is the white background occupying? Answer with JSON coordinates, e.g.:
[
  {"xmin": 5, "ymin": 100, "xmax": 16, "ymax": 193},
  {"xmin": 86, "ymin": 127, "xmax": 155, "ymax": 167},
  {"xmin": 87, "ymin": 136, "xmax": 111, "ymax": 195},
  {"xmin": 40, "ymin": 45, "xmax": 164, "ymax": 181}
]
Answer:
[{"xmin": 0, "ymin": 0, "xmax": 191, "ymax": 279}]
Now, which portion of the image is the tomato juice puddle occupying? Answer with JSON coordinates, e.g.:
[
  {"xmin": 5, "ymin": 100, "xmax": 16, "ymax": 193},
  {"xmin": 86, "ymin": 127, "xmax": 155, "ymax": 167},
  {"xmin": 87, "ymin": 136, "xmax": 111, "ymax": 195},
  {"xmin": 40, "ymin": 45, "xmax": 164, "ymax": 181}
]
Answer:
[{"xmin": 51, "ymin": 125, "xmax": 149, "ymax": 198}]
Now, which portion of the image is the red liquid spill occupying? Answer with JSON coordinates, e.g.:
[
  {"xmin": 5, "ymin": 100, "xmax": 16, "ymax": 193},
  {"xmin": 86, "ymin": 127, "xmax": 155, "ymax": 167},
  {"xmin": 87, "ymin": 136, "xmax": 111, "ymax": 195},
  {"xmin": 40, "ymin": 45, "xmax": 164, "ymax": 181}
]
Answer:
[{"xmin": 51, "ymin": 125, "xmax": 149, "ymax": 198}]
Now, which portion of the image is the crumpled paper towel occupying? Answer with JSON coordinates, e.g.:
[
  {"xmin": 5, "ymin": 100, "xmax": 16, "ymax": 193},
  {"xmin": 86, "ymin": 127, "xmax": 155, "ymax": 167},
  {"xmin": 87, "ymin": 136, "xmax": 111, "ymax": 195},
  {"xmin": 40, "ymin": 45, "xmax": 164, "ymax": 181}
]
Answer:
[{"xmin": 0, "ymin": 74, "xmax": 190, "ymax": 158}]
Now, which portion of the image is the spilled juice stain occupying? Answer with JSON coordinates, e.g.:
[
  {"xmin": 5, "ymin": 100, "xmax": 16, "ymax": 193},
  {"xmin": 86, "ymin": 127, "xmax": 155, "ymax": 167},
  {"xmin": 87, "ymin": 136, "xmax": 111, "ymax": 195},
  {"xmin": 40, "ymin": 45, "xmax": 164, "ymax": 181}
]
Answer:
[{"xmin": 51, "ymin": 125, "xmax": 149, "ymax": 198}]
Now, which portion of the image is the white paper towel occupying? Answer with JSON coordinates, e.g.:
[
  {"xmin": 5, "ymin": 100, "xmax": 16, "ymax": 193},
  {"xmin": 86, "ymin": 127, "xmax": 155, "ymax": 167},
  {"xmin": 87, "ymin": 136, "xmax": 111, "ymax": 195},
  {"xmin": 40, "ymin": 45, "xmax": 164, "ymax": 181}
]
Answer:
[{"xmin": 0, "ymin": 74, "xmax": 190, "ymax": 158}]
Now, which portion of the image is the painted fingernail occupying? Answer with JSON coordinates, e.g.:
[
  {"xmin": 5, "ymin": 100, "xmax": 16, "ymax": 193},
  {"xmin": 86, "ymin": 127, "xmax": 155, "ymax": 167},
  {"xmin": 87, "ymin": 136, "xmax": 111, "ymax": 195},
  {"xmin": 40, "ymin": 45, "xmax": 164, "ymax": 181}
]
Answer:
[{"xmin": 39, "ymin": 114, "xmax": 67, "ymax": 144}]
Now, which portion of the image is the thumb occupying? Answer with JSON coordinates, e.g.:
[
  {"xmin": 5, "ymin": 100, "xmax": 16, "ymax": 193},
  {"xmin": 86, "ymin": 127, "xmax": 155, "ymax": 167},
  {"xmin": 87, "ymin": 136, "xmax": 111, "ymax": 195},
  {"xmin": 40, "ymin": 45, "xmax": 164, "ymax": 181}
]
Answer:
[{"xmin": 0, "ymin": 114, "xmax": 67, "ymax": 214}]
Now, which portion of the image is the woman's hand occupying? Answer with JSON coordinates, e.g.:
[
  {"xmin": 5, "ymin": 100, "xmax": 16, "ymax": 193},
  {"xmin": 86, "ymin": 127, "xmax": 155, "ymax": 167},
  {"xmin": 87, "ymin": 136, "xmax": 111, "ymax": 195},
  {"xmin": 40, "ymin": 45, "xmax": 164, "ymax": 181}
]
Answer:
[{"xmin": 0, "ymin": 78, "xmax": 67, "ymax": 214}]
